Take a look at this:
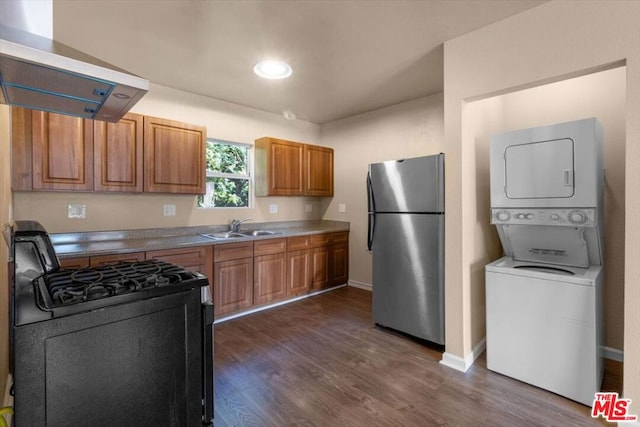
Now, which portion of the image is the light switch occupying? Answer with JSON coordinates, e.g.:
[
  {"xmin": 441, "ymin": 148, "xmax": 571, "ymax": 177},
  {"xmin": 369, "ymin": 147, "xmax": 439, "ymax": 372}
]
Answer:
[
  {"xmin": 269, "ymin": 204, "xmax": 278, "ymax": 214},
  {"xmin": 339, "ymin": 203, "xmax": 346, "ymax": 213}
]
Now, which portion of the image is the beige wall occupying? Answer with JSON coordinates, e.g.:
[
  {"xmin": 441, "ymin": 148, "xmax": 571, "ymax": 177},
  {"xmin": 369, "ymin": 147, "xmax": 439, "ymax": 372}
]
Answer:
[
  {"xmin": 443, "ymin": 0, "xmax": 639, "ymax": 409},
  {"xmin": 13, "ymin": 83, "xmax": 323, "ymax": 233},
  {"xmin": 319, "ymin": 94, "xmax": 444, "ymax": 287}
]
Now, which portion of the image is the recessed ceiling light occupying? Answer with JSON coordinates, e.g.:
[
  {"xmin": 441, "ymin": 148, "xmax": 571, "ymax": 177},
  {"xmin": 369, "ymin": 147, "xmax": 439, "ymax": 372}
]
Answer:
[{"xmin": 253, "ymin": 60, "xmax": 292, "ymax": 79}]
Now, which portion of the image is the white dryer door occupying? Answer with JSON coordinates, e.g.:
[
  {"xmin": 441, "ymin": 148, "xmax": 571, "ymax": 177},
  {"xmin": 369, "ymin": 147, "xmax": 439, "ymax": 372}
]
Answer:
[{"xmin": 505, "ymin": 138, "xmax": 574, "ymax": 199}]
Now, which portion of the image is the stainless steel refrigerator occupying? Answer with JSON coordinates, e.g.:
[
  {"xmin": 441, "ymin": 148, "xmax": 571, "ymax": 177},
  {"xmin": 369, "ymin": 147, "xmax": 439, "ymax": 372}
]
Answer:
[{"xmin": 367, "ymin": 154, "xmax": 444, "ymax": 345}]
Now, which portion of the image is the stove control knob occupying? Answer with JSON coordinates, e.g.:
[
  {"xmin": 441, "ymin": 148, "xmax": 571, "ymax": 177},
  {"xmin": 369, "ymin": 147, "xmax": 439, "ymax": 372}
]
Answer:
[
  {"xmin": 569, "ymin": 211, "xmax": 587, "ymax": 224},
  {"xmin": 516, "ymin": 213, "xmax": 525, "ymax": 219},
  {"xmin": 525, "ymin": 213, "xmax": 533, "ymax": 220},
  {"xmin": 496, "ymin": 211, "xmax": 510, "ymax": 222},
  {"xmin": 550, "ymin": 213, "xmax": 560, "ymax": 221}
]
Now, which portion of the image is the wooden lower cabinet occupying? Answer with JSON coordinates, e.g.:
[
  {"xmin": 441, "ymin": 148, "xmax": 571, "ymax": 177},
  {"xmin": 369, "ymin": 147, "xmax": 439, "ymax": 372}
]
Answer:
[
  {"xmin": 214, "ymin": 257, "xmax": 254, "ymax": 317},
  {"xmin": 311, "ymin": 246, "xmax": 330, "ymax": 290},
  {"xmin": 286, "ymin": 249, "xmax": 311, "ymax": 297},
  {"xmin": 59, "ymin": 252, "xmax": 146, "ymax": 269},
  {"xmin": 213, "ymin": 241, "xmax": 254, "ymax": 318},
  {"xmin": 254, "ymin": 253, "xmax": 286, "ymax": 305},
  {"xmin": 329, "ymin": 232, "xmax": 349, "ymax": 286},
  {"xmin": 146, "ymin": 246, "xmax": 213, "ymax": 281}
]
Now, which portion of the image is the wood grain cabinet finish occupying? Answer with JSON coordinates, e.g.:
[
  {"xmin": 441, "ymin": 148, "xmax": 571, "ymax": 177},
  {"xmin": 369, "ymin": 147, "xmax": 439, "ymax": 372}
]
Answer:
[
  {"xmin": 58, "ymin": 252, "xmax": 146, "ymax": 269},
  {"xmin": 214, "ymin": 242, "xmax": 254, "ymax": 317},
  {"xmin": 143, "ymin": 116, "xmax": 207, "ymax": 194},
  {"xmin": 94, "ymin": 113, "xmax": 143, "ymax": 192},
  {"xmin": 255, "ymin": 137, "xmax": 334, "ymax": 197},
  {"xmin": 58, "ymin": 257, "xmax": 90, "ymax": 269},
  {"xmin": 31, "ymin": 110, "xmax": 94, "ymax": 191},
  {"xmin": 329, "ymin": 232, "xmax": 349, "ymax": 286},
  {"xmin": 304, "ymin": 144, "xmax": 334, "ymax": 196},
  {"xmin": 253, "ymin": 238, "xmax": 287, "ymax": 305},
  {"xmin": 146, "ymin": 245, "xmax": 213, "ymax": 280},
  {"xmin": 11, "ymin": 108, "xmax": 207, "ymax": 195},
  {"xmin": 254, "ymin": 253, "xmax": 287, "ymax": 305},
  {"xmin": 286, "ymin": 249, "xmax": 311, "ymax": 297},
  {"xmin": 255, "ymin": 137, "xmax": 304, "ymax": 196}
]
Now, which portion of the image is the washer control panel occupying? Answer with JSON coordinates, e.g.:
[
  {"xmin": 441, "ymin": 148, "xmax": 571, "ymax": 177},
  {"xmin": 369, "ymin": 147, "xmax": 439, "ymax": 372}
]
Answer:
[{"xmin": 491, "ymin": 208, "xmax": 597, "ymax": 227}]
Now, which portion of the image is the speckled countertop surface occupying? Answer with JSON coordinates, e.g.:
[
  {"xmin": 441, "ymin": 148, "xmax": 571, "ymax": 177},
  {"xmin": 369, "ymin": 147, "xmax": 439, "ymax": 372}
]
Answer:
[{"xmin": 51, "ymin": 220, "xmax": 350, "ymax": 258}]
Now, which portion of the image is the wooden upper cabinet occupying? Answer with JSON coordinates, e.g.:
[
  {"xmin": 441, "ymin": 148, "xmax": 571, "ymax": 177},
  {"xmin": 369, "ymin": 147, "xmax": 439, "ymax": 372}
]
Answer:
[
  {"xmin": 94, "ymin": 113, "xmax": 143, "ymax": 192},
  {"xmin": 143, "ymin": 116, "xmax": 207, "ymax": 194},
  {"xmin": 255, "ymin": 137, "xmax": 333, "ymax": 197},
  {"xmin": 31, "ymin": 110, "xmax": 94, "ymax": 191},
  {"xmin": 255, "ymin": 137, "xmax": 304, "ymax": 196},
  {"xmin": 304, "ymin": 144, "xmax": 334, "ymax": 196}
]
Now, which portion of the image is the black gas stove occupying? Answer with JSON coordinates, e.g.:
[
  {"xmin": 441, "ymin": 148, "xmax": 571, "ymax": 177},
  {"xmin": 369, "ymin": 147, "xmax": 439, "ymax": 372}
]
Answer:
[{"xmin": 9, "ymin": 221, "xmax": 214, "ymax": 426}]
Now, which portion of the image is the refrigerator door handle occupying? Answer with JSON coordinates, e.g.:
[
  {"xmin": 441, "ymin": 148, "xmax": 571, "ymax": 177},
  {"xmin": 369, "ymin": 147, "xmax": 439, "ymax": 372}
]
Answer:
[{"xmin": 367, "ymin": 172, "xmax": 375, "ymax": 251}]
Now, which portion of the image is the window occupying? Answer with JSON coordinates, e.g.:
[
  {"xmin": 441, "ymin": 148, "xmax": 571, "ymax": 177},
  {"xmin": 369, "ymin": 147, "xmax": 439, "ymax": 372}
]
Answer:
[{"xmin": 198, "ymin": 139, "xmax": 251, "ymax": 208}]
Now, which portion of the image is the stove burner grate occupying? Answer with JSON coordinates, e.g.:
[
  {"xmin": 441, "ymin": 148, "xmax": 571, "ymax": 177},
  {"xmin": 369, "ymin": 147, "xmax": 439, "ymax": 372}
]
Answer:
[{"xmin": 42, "ymin": 260, "xmax": 198, "ymax": 308}]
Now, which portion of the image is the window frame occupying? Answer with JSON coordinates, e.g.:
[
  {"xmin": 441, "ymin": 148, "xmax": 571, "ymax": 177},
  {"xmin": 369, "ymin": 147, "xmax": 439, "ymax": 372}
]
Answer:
[{"xmin": 198, "ymin": 138, "xmax": 252, "ymax": 209}]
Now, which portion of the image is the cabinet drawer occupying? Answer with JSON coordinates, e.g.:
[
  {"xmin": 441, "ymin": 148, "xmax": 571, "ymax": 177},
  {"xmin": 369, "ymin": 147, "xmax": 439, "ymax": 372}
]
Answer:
[
  {"xmin": 287, "ymin": 235, "xmax": 311, "ymax": 251},
  {"xmin": 310, "ymin": 233, "xmax": 330, "ymax": 248},
  {"xmin": 254, "ymin": 238, "xmax": 286, "ymax": 256},
  {"xmin": 146, "ymin": 246, "xmax": 208, "ymax": 267},
  {"xmin": 329, "ymin": 231, "xmax": 349, "ymax": 244},
  {"xmin": 214, "ymin": 241, "xmax": 254, "ymax": 262},
  {"xmin": 59, "ymin": 257, "xmax": 90, "ymax": 269},
  {"xmin": 92, "ymin": 252, "xmax": 145, "ymax": 266}
]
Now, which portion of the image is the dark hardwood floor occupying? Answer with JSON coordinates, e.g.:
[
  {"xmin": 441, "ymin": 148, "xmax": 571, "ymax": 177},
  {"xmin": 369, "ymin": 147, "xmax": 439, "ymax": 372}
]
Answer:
[{"xmin": 214, "ymin": 286, "xmax": 622, "ymax": 426}]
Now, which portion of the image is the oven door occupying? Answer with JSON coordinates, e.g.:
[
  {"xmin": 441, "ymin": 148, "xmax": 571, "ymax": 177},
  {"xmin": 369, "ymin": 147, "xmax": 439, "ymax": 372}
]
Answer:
[{"xmin": 13, "ymin": 288, "xmax": 204, "ymax": 427}]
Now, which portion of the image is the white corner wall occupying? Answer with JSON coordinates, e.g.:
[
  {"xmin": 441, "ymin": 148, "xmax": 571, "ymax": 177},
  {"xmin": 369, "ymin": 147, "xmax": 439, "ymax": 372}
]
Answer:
[{"xmin": 443, "ymin": 0, "xmax": 639, "ymax": 410}]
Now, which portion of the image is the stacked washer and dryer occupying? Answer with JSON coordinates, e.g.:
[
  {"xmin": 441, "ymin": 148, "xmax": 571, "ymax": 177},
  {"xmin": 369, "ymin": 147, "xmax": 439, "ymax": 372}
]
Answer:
[{"xmin": 485, "ymin": 118, "xmax": 604, "ymax": 406}]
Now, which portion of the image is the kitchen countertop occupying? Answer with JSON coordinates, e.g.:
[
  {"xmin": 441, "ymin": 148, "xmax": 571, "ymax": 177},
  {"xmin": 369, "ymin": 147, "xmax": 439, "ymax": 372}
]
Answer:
[{"xmin": 51, "ymin": 220, "xmax": 350, "ymax": 258}]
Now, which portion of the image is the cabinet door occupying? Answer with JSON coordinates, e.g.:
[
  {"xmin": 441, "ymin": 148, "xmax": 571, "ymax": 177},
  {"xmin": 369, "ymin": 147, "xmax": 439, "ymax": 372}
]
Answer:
[
  {"xmin": 311, "ymin": 246, "xmax": 330, "ymax": 290},
  {"xmin": 304, "ymin": 144, "xmax": 334, "ymax": 196},
  {"xmin": 59, "ymin": 257, "xmax": 90, "ymax": 269},
  {"xmin": 90, "ymin": 252, "xmax": 146, "ymax": 266},
  {"xmin": 143, "ymin": 116, "xmax": 206, "ymax": 194},
  {"xmin": 254, "ymin": 253, "xmax": 286, "ymax": 305},
  {"xmin": 31, "ymin": 110, "xmax": 94, "ymax": 191},
  {"xmin": 330, "ymin": 243, "xmax": 349, "ymax": 286},
  {"xmin": 94, "ymin": 113, "xmax": 143, "ymax": 192},
  {"xmin": 214, "ymin": 257, "xmax": 254, "ymax": 317},
  {"xmin": 255, "ymin": 137, "xmax": 304, "ymax": 196},
  {"xmin": 286, "ymin": 249, "xmax": 311, "ymax": 297},
  {"xmin": 146, "ymin": 246, "xmax": 213, "ymax": 280}
]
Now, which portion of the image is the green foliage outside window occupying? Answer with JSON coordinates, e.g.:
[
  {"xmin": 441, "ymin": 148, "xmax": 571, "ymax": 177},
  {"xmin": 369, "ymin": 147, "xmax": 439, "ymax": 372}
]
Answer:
[{"xmin": 198, "ymin": 141, "xmax": 250, "ymax": 208}]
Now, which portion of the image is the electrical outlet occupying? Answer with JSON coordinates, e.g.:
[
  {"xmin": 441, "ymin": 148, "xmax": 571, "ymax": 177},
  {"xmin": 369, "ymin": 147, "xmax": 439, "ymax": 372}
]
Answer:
[
  {"xmin": 269, "ymin": 204, "xmax": 278, "ymax": 214},
  {"xmin": 68, "ymin": 204, "xmax": 86, "ymax": 219},
  {"xmin": 339, "ymin": 203, "xmax": 346, "ymax": 213},
  {"xmin": 305, "ymin": 204, "xmax": 313, "ymax": 213},
  {"xmin": 163, "ymin": 204, "xmax": 176, "ymax": 216}
]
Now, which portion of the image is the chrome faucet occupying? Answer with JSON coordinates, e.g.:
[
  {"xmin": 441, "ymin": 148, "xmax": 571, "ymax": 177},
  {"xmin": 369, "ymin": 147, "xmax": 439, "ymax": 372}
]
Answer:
[{"xmin": 229, "ymin": 218, "xmax": 252, "ymax": 232}]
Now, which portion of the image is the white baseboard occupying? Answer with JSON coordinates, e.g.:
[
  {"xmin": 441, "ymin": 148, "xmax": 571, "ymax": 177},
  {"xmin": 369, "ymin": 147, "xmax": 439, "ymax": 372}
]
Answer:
[
  {"xmin": 347, "ymin": 280, "xmax": 372, "ymax": 291},
  {"xmin": 214, "ymin": 284, "xmax": 346, "ymax": 324},
  {"xmin": 440, "ymin": 338, "xmax": 486, "ymax": 373},
  {"xmin": 603, "ymin": 346, "xmax": 624, "ymax": 362}
]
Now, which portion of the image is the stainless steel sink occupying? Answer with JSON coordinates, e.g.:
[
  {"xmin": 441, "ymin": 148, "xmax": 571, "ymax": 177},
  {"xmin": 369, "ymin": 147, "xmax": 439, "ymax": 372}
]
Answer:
[
  {"xmin": 240, "ymin": 230, "xmax": 282, "ymax": 236},
  {"xmin": 201, "ymin": 232, "xmax": 246, "ymax": 240}
]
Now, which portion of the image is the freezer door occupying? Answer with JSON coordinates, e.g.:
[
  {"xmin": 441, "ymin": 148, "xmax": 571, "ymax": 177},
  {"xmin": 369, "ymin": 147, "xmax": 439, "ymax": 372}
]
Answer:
[
  {"xmin": 369, "ymin": 154, "xmax": 443, "ymax": 213},
  {"xmin": 371, "ymin": 213, "xmax": 444, "ymax": 344}
]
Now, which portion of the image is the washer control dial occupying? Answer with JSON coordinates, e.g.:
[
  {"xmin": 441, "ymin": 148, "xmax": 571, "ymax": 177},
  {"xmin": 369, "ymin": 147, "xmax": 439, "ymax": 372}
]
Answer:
[
  {"xmin": 496, "ymin": 210, "xmax": 510, "ymax": 222},
  {"xmin": 568, "ymin": 210, "xmax": 587, "ymax": 224}
]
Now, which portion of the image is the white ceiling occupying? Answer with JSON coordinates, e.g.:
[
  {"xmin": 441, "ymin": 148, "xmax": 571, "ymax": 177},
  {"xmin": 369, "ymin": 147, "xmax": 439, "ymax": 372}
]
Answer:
[{"xmin": 53, "ymin": 0, "xmax": 544, "ymax": 124}]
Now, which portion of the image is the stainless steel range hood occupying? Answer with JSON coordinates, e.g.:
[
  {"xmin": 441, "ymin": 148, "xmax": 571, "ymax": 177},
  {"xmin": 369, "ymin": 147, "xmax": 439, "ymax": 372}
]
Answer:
[{"xmin": 0, "ymin": 25, "xmax": 148, "ymax": 122}]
